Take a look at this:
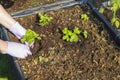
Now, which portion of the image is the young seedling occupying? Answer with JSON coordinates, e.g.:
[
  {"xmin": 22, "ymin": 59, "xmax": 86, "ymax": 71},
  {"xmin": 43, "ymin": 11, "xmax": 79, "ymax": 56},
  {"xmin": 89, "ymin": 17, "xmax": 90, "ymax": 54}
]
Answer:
[
  {"xmin": 99, "ymin": 7, "xmax": 105, "ymax": 14},
  {"xmin": 21, "ymin": 29, "xmax": 41, "ymax": 44},
  {"xmin": 62, "ymin": 27, "xmax": 81, "ymax": 42},
  {"xmin": 81, "ymin": 13, "xmax": 89, "ymax": 21},
  {"xmin": 39, "ymin": 56, "xmax": 49, "ymax": 63},
  {"xmin": 99, "ymin": 0, "xmax": 120, "ymax": 28},
  {"xmin": 111, "ymin": 17, "xmax": 120, "ymax": 28},
  {"xmin": 38, "ymin": 13, "xmax": 53, "ymax": 26},
  {"xmin": 110, "ymin": 0, "xmax": 120, "ymax": 15},
  {"xmin": 82, "ymin": 30, "xmax": 88, "ymax": 39},
  {"xmin": 110, "ymin": 0, "xmax": 120, "ymax": 28}
]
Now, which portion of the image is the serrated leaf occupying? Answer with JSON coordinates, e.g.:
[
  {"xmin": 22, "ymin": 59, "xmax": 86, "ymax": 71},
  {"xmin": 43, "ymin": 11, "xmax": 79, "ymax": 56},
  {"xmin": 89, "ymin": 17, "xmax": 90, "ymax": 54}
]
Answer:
[
  {"xmin": 62, "ymin": 27, "xmax": 68, "ymax": 34},
  {"xmin": 74, "ymin": 27, "xmax": 81, "ymax": 34},
  {"xmin": 38, "ymin": 13, "xmax": 53, "ymax": 26},
  {"xmin": 21, "ymin": 29, "xmax": 41, "ymax": 44},
  {"xmin": 62, "ymin": 35, "xmax": 69, "ymax": 40},
  {"xmin": 81, "ymin": 14, "xmax": 89, "ymax": 21},
  {"xmin": 68, "ymin": 30, "xmax": 72, "ymax": 36},
  {"xmin": 70, "ymin": 34, "xmax": 78, "ymax": 42}
]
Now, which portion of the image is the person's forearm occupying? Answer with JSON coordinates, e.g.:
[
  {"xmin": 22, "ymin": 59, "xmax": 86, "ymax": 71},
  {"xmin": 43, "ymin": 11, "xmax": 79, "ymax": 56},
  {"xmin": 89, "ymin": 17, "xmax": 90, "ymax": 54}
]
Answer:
[
  {"xmin": 0, "ymin": 39, "xmax": 8, "ymax": 53},
  {"xmin": 0, "ymin": 5, "xmax": 16, "ymax": 29}
]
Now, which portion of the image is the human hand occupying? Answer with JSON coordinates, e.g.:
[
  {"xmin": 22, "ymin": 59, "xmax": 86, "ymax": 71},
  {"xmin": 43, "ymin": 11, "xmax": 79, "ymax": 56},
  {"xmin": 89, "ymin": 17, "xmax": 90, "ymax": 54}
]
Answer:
[
  {"xmin": 0, "ymin": 5, "xmax": 25, "ymax": 38},
  {"xmin": 9, "ymin": 22, "xmax": 34, "ymax": 47},
  {"xmin": 9, "ymin": 22, "xmax": 26, "ymax": 39},
  {"xmin": 4, "ymin": 41, "xmax": 32, "ymax": 59}
]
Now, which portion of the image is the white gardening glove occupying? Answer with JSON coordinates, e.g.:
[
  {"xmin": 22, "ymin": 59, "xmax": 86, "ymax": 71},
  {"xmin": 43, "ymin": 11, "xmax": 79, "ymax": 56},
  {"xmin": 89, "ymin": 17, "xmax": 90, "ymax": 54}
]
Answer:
[
  {"xmin": 4, "ymin": 41, "xmax": 32, "ymax": 59},
  {"xmin": 9, "ymin": 22, "xmax": 34, "ymax": 47},
  {"xmin": 9, "ymin": 22, "xmax": 26, "ymax": 39}
]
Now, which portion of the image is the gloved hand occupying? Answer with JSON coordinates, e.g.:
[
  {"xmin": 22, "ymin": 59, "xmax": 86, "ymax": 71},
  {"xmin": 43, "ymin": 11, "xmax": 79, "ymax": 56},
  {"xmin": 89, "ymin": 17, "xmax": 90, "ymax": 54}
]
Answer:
[
  {"xmin": 4, "ymin": 41, "xmax": 32, "ymax": 59},
  {"xmin": 9, "ymin": 22, "xmax": 26, "ymax": 39},
  {"xmin": 9, "ymin": 22, "xmax": 34, "ymax": 47}
]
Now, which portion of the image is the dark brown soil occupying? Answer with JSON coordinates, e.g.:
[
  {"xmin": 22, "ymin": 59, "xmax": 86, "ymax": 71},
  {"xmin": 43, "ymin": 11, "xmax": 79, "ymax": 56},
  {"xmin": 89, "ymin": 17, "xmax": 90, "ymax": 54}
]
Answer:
[{"xmin": 7, "ymin": 0, "xmax": 120, "ymax": 80}]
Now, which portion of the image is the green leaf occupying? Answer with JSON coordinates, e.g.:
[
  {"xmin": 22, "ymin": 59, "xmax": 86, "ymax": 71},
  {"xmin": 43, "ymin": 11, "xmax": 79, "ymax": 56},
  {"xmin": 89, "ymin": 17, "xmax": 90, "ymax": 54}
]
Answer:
[
  {"xmin": 39, "ymin": 56, "xmax": 44, "ymax": 62},
  {"xmin": 68, "ymin": 30, "xmax": 73, "ymax": 36},
  {"xmin": 70, "ymin": 34, "xmax": 79, "ymax": 42},
  {"xmin": 113, "ymin": 3, "xmax": 118, "ymax": 15},
  {"xmin": 62, "ymin": 35, "xmax": 69, "ymax": 41},
  {"xmin": 111, "ymin": 17, "xmax": 116, "ymax": 25},
  {"xmin": 62, "ymin": 27, "xmax": 68, "ymax": 34},
  {"xmin": 21, "ymin": 37, "xmax": 26, "ymax": 43},
  {"xmin": 81, "ymin": 14, "xmax": 89, "ymax": 21},
  {"xmin": 21, "ymin": 29, "xmax": 41, "ymax": 44},
  {"xmin": 115, "ymin": 20, "xmax": 120, "ymax": 28},
  {"xmin": 38, "ymin": 13, "xmax": 53, "ymax": 26},
  {"xmin": 28, "ymin": 38, "xmax": 35, "ymax": 44},
  {"xmin": 74, "ymin": 27, "xmax": 81, "ymax": 34},
  {"xmin": 99, "ymin": 8, "xmax": 105, "ymax": 14},
  {"xmin": 82, "ymin": 30, "xmax": 88, "ymax": 39},
  {"xmin": 62, "ymin": 27, "xmax": 80, "ymax": 42}
]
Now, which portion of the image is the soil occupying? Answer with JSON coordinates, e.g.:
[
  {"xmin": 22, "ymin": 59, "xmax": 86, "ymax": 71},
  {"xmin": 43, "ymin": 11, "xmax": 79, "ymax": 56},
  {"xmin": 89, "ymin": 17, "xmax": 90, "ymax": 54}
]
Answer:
[{"xmin": 7, "ymin": 0, "xmax": 120, "ymax": 80}]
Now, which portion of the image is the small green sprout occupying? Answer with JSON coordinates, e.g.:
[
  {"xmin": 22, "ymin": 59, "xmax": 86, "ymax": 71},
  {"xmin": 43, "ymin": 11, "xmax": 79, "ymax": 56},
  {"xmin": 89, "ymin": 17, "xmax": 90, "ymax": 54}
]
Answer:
[
  {"xmin": 39, "ymin": 56, "xmax": 44, "ymax": 62},
  {"xmin": 38, "ymin": 13, "xmax": 53, "ymax": 26},
  {"xmin": 21, "ymin": 29, "xmax": 41, "ymax": 44},
  {"xmin": 99, "ymin": 7, "xmax": 105, "ymax": 14},
  {"xmin": 110, "ymin": 0, "xmax": 120, "ymax": 16},
  {"xmin": 100, "ymin": 0, "xmax": 120, "ymax": 28},
  {"xmin": 74, "ymin": 27, "xmax": 81, "ymax": 34},
  {"xmin": 109, "ymin": 0, "xmax": 120, "ymax": 28},
  {"xmin": 62, "ymin": 27, "xmax": 81, "ymax": 42},
  {"xmin": 111, "ymin": 17, "xmax": 120, "ymax": 28},
  {"xmin": 82, "ymin": 30, "xmax": 88, "ymax": 39},
  {"xmin": 81, "ymin": 14, "xmax": 89, "ymax": 21},
  {"xmin": 39, "ymin": 56, "xmax": 49, "ymax": 63}
]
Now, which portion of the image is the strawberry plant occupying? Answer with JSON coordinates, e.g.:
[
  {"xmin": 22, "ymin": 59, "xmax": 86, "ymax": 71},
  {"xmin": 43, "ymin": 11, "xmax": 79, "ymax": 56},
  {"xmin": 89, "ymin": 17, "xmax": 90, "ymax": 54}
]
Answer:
[
  {"xmin": 21, "ymin": 29, "xmax": 41, "ymax": 44},
  {"xmin": 38, "ymin": 13, "xmax": 53, "ymax": 26},
  {"xmin": 62, "ymin": 27, "xmax": 80, "ymax": 42}
]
